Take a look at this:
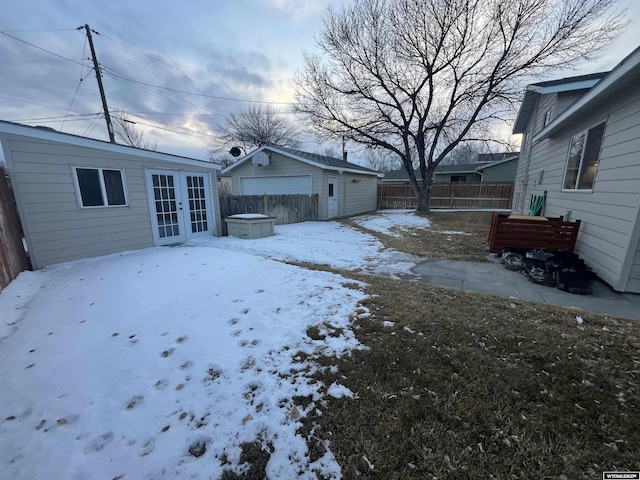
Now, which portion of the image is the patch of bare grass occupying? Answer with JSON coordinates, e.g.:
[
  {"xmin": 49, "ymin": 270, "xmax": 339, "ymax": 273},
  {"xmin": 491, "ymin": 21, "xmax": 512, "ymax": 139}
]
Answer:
[
  {"xmin": 299, "ymin": 273, "xmax": 640, "ymax": 479},
  {"xmin": 344, "ymin": 211, "xmax": 493, "ymax": 262}
]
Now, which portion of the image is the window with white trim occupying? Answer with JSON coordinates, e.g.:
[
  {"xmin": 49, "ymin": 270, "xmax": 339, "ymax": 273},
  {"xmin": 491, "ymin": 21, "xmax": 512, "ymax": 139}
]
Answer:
[
  {"xmin": 75, "ymin": 167, "xmax": 127, "ymax": 207},
  {"xmin": 562, "ymin": 122, "xmax": 606, "ymax": 191}
]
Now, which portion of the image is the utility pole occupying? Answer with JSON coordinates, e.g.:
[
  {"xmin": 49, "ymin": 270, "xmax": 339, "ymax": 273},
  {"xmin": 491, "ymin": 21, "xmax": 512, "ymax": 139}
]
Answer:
[{"xmin": 81, "ymin": 24, "xmax": 115, "ymax": 143}]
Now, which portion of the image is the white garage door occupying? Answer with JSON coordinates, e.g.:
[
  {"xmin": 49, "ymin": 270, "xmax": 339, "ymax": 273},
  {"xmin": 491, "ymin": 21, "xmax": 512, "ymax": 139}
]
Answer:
[{"xmin": 240, "ymin": 175, "xmax": 312, "ymax": 195}]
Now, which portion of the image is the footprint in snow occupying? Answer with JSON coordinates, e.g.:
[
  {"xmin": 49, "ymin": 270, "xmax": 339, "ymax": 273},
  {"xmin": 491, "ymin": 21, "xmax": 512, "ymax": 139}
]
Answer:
[
  {"xmin": 228, "ymin": 318, "xmax": 240, "ymax": 326},
  {"xmin": 232, "ymin": 330, "xmax": 242, "ymax": 337},
  {"xmin": 125, "ymin": 395, "xmax": 144, "ymax": 410},
  {"xmin": 161, "ymin": 348, "xmax": 174, "ymax": 358},
  {"xmin": 154, "ymin": 379, "xmax": 168, "ymax": 390},
  {"xmin": 241, "ymin": 308, "xmax": 250, "ymax": 315},
  {"xmin": 139, "ymin": 437, "xmax": 155, "ymax": 457},
  {"xmin": 84, "ymin": 432, "xmax": 114, "ymax": 453},
  {"xmin": 255, "ymin": 289, "xmax": 265, "ymax": 294}
]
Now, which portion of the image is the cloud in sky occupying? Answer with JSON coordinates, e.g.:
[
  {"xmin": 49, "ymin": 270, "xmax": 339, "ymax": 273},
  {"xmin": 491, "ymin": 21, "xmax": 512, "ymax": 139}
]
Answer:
[{"xmin": 1, "ymin": 0, "xmax": 639, "ymax": 160}]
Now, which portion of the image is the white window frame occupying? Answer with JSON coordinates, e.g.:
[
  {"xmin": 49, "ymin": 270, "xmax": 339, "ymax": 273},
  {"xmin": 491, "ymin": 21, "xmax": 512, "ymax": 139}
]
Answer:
[
  {"xmin": 561, "ymin": 120, "xmax": 606, "ymax": 192},
  {"xmin": 72, "ymin": 166, "xmax": 129, "ymax": 208}
]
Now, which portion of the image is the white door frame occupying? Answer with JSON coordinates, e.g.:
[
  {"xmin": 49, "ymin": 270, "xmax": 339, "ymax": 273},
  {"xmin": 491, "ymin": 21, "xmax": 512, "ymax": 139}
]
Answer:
[
  {"xmin": 327, "ymin": 176, "xmax": 338, "ymax": 219},
  {"xmin": 146, "ymin": 169, "xmax": 214, "ymax": 245}
]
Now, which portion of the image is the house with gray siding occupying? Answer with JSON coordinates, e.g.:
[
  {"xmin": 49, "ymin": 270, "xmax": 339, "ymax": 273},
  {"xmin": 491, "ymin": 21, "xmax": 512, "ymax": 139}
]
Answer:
[
  {"xmin": 0, "ymin": 120, "xmax": 222, "ymax": 270},
  {"xmin": 222, "ymin": 145, "xmax": 381, "ymax": 220},
  {"xmin": 511, "ymin": 45, "xmax": 640, "ymax": 293},
  {"xmin": 383, "ymin": 154, "xmax": 518, "ymax": 184}
]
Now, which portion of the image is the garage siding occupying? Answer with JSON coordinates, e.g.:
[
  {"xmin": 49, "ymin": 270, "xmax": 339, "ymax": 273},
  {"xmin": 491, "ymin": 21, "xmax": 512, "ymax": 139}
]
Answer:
[{"xmin": 239, "ymin": 175, "xmax": 312, "ymax": 195}]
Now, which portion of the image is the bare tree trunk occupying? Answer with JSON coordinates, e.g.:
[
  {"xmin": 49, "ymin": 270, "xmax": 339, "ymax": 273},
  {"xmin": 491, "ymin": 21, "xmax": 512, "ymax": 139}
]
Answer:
[{"xmin": 416, "ymin": 186, "xmax": 431, "ymax": 213}]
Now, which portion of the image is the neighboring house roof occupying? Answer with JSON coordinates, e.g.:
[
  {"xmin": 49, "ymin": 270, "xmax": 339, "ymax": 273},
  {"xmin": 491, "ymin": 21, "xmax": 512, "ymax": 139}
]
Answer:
[
  {"xmin": 222, "ymin": 144, "xmax": 382, "ymax": 176},
  {"xmin": 475, "ymin": 155, "xmax": 519, "ymax": 171},
  {"xmin": 0, "ymin": 120, "xmax": 219, "ymax": 170},
  {"xmin": 536, "ymin": 45, "xmax": 640, "ymax": 140},
  {"xmin": 435, "ymin": 163, "xmax": 482, "ymax": 174},
  {"xmin": 384, "ymin": 155, "xmax": 519, "ymax": 181},
  {"xmin": 476, "ymin": 152, "xmax": 519, "ymax": 163},
  {"xmin": 512, "ymin": 72, "xmax": 608, "ymax": 134}
]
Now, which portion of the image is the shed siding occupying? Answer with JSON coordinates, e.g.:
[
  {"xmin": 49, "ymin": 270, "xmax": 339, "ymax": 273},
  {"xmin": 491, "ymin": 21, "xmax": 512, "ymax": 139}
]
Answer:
[
  {"xmin": 518, "ymin": 87, "xmax": 640, "ymax": 291},
  {"xmin": 3, "ymin": 134, "xmax": 219, "ymax": 269}
]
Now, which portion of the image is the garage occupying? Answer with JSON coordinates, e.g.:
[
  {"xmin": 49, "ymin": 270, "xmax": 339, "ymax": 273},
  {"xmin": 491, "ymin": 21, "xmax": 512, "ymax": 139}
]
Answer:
[{"xmin": 239, "ymin": 175, "xmax": 312, "ymax": 195}]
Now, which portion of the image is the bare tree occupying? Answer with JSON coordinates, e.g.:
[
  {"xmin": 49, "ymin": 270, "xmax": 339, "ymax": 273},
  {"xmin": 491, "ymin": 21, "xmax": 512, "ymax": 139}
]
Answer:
[
  {"xmin": 209, "ymin": 105, "xmax": 302, "ymax": 165},
  {"xmin": 294, "ymin": 0, "xmax": 626, "ymax": 211},
  {"xmin": 208, "ymin": 151, "xmax": 236, "ymax": 169},
  {"xmin": 364, "ymin": 147, "xmax": 399, "ymax": 172},
  {"xmin": 111, "ymin": 111, "xmax": 157, "ymax": 150}
]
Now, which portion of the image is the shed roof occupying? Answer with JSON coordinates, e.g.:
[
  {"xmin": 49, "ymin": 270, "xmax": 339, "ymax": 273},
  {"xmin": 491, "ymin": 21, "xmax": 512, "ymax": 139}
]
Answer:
[
  {"xmin": 0, "ymin": 120, "xmax": 219, "ymax": 170},
  {"xmin": 222, "ymin": 144, "xmax": 382, "ymax": 176}
]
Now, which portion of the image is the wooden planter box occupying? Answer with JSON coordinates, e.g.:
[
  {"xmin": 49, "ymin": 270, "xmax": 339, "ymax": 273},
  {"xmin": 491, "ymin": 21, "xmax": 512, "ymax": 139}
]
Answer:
[
  {"xmin": 488, "ymin": 213, "xmax": 581, "ymax": 254},
  {"xmin": 225, "ymin": 214, "xmax": 276, "ymax": 239}
]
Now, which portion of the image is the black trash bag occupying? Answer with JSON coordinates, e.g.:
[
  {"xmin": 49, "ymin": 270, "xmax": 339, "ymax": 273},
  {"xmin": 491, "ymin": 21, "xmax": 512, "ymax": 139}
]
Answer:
[
  {"xmin": 525, "ymin": 249, "xmax": 556, "ymax": 262},
  {"xmin": 502, "ymin": 247, "xmax": 526, "ymax": 271},
  {"xmin": 523, "ymin": 258, "xmax": 557, "ymax": 286},
  {"xmin": 555, "ymin": 270, "xmax": 594, "ymax": 295},
  {"xmin": 503, "ymin": 254, "xmax": 525, "ymax": 270}
]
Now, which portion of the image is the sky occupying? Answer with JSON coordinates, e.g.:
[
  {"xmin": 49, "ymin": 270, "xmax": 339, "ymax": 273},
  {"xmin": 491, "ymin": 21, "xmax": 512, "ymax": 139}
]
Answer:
[
  {"xmin": 1, "ymin": 0, "xmax": 639, "ymax": 162},
  {"xmin": 0, "ymin": 211, "xmax": 429, "ymax": 479}
]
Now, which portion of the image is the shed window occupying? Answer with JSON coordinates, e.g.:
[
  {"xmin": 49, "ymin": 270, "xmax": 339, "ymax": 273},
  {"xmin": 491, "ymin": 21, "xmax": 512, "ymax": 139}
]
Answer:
[
  {"xmin": 75, "ymin": 167, "xmax": 127, "ymax": 207},
  {"xmin": 562, "ymin": 122, "xmax": 605, "ymax": 190}
]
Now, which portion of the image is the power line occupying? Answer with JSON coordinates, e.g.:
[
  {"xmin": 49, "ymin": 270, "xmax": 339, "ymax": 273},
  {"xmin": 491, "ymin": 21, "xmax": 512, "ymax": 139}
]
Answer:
[
  {"xmin": 0, "ymin": 30, "xmax": 87, "ymax": 67},
  {"xmin": 102, "ymin": 65, "xmax": 290, "ymax": 105},
  {"xmin": 0, "ymin": 28, "xmax": 77, "ymax": 32},
  {"xmin": 0, "ymin": 94, "xmax": 92, "ymax": 113},
  {"xmin": 61, "ymin": 37, "xmax": 90, "ymax": 130},
  {"xmin": 8, "ymin": 114, "xmax": 100, "ymax": 122}
]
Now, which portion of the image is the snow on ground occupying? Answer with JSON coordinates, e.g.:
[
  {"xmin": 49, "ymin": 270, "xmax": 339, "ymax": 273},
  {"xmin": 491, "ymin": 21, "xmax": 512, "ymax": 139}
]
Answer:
[
  {"xmin": 193, "ymin": 218, "xmax": 420, "ymax": 277},
  {"xmin": 0, "ymin": 213, "xmax": 425, "ymax": 479},
  {"xmin": 350, "ymin": 209, "xmax": 430, "ymax": 237}
]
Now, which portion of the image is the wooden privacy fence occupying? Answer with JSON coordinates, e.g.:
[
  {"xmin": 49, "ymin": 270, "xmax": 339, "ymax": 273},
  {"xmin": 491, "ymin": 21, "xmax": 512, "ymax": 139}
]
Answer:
[
  {"xmin": 0, "ymin": 167, "xmax": 28, "ymax": 290},
  {"xmin": 488, "ymin": 213, "xmax": 581, "ymax": 254},
  {"xmin": 218, "ymin": 194, "xmax": 319, "ymax": 235},
  {"xmin": 378, "ymin": 182, "xmax": 514, "ymax": 210}
]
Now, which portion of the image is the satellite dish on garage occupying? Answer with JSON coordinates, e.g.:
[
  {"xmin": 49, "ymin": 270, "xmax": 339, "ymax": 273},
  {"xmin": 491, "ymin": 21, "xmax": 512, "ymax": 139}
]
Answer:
[
  {"xmin": 251, "ymin": 151, "xmax": 270, "ymax": 167},
  {"xmin": 229, "ymin": 146, "xmax": 242, "ymax": 157}
]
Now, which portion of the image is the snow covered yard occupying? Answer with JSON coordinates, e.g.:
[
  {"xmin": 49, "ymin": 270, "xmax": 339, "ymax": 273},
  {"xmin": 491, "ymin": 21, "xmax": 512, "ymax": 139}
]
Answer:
[{"xmin": 0, "ymin": 211, "xmax": 426, "ymax": 479}]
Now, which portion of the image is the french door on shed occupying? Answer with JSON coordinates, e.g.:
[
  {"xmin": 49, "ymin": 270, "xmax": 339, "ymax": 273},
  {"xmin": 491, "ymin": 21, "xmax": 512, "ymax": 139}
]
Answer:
[{"xmin": 146, "ymin": 170, "xmax": 213, "ymax": 245}]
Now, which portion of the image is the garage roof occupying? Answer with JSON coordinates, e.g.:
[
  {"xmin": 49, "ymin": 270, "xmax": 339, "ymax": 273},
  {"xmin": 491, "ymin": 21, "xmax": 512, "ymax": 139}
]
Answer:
[{"xmin": 222, "ymin": 144, "xmax": 383, "ymax": 177}]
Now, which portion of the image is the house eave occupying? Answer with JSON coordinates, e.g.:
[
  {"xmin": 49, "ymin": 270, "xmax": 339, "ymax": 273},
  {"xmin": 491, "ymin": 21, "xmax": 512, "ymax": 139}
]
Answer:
[
  {"xmin": 512, "ymin": 76, "xmax": 605, "ymax": 134},
  {"xmin": 535, "ymin": 46, "xmax": 640, "ymax": 141}
]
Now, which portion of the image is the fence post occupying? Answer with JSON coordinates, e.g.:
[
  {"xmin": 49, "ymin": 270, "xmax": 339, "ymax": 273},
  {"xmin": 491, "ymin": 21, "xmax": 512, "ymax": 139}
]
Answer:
[{"xmin": 0, "ymin": 167, "xmax": 29, "ymax": 289}]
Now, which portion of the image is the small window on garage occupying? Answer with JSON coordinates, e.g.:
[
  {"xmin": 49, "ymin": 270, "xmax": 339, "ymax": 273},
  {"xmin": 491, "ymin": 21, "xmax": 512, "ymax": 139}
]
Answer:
[{"xmin": 75, "ymin": 167, "xmax": 127, "ymax": 207}]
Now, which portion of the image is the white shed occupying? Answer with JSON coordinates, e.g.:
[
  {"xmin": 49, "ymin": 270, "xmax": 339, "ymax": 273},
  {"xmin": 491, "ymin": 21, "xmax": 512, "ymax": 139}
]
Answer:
[{"xmin": 0, "ymin": 120, "xmax": 221, "ymax": 270}]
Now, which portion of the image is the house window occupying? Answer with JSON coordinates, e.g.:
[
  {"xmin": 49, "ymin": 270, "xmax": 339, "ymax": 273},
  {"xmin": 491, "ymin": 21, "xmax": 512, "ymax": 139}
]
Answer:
[
  {"xmin": 451, "ymin": 175, "xmax": 467, "ymax": 182},
  {"xmin": 562, "ymin": 122, "xmax": 606, "ymax": 190},
  {"xmin": 75, "ymin": 167, "xmax": 127, "ymax": 207}
]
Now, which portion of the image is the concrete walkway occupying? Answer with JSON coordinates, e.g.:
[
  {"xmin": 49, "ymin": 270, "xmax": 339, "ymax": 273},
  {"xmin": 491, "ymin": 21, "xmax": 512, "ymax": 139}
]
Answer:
[{"xmin": 410, "ymin": 257, "xmax": 640, "ymax": 320}]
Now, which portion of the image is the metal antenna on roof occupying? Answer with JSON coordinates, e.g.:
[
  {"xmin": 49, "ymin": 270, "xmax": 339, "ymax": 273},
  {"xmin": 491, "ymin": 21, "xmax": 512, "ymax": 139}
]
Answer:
[{"xmin": 79, "ymin": 24, "xmax": 115, "ymax": 143}]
